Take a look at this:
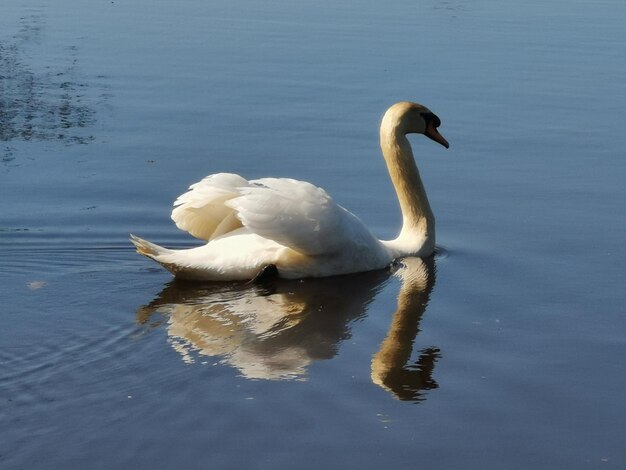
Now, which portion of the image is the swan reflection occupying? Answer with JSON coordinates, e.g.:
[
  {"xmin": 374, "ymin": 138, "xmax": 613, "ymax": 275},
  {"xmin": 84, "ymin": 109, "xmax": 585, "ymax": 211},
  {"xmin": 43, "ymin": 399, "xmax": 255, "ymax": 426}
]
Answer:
[
  {"xmin": 370, "ymin": 256, "xmax": 440, "ymax": 401},
  {"xmin": 136, "ymin": 257, "xmax": 439, "ymax": 399}
]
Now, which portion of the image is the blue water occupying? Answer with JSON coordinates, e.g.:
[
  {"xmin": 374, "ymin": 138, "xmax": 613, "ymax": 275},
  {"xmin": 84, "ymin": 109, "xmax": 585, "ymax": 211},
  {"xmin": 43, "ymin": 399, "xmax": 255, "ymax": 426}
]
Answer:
[{"xmin": 2, "ymin": 0, "xmax": 625, "ymax": 468}]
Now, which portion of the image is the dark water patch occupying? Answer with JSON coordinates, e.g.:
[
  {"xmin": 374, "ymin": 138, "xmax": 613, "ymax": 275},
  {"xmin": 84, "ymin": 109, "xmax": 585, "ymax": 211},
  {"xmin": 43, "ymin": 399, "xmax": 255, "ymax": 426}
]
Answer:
[
  {"xmin": 0, "ymin": 227, "xmax": 35, "ymax": 232},
  {"xmin": 1, "ymin": 145, "xmax": 17, "ymax": 166},
  {"xmin": 0, "ymin": 14, "xmax": 97, "ymax": 146}
]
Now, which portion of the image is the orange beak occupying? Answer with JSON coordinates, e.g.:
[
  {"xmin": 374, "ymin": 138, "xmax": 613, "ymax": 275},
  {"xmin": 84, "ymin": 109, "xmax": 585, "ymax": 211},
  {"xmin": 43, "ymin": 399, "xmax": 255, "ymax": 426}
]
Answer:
[{"xmin": 425, "ymin": 124, "xmax": 449, "ymax": 149}]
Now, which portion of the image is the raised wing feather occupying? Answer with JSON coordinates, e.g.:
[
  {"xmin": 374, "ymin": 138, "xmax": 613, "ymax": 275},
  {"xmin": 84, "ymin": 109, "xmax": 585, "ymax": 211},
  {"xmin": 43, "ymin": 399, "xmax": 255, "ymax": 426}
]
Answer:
[
  {"xmin": 171, "ymin": 173, "xmax": 249, "ymax": 241},
  {"xmin": 226, "ymin": 178, "xmax": 371, "ymax": 256}
]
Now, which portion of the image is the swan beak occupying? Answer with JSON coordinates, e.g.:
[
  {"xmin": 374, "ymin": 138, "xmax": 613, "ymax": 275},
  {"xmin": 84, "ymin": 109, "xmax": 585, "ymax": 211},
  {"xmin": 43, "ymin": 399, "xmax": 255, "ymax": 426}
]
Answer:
[{"xmin": 425, "ymin": 124, "xmax": 449, "ymax": 149}]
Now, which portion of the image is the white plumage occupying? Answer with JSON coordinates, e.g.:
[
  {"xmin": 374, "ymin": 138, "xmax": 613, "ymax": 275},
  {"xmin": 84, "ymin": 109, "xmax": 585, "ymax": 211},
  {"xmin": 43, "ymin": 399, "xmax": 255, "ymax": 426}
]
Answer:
[{"xmin": 131, "ymin": 101, "xmax": 449, "ymax": 281}]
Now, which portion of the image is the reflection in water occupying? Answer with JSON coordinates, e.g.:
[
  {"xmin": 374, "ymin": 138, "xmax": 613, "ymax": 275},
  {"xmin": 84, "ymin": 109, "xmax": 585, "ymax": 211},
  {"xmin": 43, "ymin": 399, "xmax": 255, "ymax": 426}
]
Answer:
[
  {"xmin": 137, "ymin": 269, "xmax": 390, "ymax": 380},
  {"xmin": 370, "ymin": 257, "xmax": 440, "ymax": 402},
  {"xmin": 137, "ymin": 257, "xmax": 439, "ymax": 400},
  {"xmin": 0, "ymin": 13, "xmax": 97, "ymax": 145}
]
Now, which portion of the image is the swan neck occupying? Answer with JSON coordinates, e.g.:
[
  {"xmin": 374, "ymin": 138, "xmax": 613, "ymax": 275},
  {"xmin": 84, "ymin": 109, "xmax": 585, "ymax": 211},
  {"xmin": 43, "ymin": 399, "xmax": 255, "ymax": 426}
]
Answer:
[{"xmin": 380, "ymin": 128, "xmax": 435, "ymax": 252}]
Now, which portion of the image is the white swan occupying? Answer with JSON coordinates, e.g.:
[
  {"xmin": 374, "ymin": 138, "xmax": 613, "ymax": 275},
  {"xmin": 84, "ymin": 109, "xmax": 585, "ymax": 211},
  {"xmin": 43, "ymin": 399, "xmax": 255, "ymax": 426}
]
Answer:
[{"xmin": 131, "ymin": 101, "xmax": 449, "ymax": 281}]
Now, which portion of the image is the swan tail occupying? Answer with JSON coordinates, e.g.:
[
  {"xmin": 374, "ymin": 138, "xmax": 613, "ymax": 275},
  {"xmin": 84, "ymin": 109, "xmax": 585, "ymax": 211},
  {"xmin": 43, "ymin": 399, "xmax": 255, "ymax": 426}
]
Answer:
[{"xmin": 130, "ymin": 234, "xmax": 173, "ymax": 259}]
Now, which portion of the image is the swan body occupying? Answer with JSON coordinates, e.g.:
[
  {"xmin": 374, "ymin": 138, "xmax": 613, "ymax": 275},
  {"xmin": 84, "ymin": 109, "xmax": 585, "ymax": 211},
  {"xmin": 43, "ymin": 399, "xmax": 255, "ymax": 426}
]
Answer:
[{"xmin": 131, "ymin": 101, "xmax": 448, "ymax": 281}]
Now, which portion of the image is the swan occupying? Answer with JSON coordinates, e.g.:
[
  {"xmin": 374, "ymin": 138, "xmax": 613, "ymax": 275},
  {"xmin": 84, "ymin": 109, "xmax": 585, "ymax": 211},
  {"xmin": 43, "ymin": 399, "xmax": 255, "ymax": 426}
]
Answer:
[{"xmin": 130, "ymin": 101, "xmax": 449, "ymax": 281}]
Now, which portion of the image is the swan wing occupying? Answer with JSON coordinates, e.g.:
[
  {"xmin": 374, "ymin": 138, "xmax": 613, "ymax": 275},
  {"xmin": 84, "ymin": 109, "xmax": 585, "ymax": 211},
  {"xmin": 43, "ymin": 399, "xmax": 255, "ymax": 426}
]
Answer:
[
  {"xmin": 226, "ymin": 178, "xmax": 372, "ymax": 256},
  {"xmin": 171, "ymin": 173, "xmax": 249, "ymax": 241}
]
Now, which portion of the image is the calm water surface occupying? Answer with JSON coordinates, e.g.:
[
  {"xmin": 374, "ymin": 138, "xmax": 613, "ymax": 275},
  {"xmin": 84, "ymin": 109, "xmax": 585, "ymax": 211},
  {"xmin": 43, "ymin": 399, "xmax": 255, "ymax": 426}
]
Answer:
[{"xmin": 1, "ymin": 0, "xmax": 625, "ymax": 468}]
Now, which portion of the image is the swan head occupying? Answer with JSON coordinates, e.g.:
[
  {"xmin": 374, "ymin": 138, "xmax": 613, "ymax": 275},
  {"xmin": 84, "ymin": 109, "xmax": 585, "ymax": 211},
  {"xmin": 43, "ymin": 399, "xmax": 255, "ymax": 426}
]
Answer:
[{"xmin": 382, "ymin": 102, "xmax": 449, "ymax": 149}]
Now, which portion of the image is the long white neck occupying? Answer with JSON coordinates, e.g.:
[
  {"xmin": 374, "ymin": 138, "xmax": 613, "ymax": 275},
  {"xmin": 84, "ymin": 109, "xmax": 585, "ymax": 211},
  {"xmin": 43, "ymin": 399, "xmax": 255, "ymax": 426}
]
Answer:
[{"xmin": 380, "ymin": 126, "xmax": 435, "ymax": 257}]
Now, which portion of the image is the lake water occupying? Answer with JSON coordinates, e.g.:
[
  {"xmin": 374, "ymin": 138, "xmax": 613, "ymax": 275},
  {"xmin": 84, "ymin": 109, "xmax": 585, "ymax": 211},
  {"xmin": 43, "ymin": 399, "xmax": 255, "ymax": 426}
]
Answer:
[{"xmin": 1, "ymin": 0, "xmax": 625, "ymax": 468}]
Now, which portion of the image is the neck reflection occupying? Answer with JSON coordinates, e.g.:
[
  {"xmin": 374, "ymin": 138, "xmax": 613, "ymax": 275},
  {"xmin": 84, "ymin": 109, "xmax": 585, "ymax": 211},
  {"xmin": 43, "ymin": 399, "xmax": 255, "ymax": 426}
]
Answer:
[
  {"xmin": 371, "ymin": 256, "xmax": 440, "ymax": 402},
  {"xmin": 136, "ymin": 257, "xmax": 439, "ymax": 400}
]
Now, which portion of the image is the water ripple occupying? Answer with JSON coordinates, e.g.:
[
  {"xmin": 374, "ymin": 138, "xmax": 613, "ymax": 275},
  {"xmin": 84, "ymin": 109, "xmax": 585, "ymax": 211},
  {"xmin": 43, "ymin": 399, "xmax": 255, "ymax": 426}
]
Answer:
[{"xmin": 0, "ymin": 13, "xmax": 99, "ymax": 147}]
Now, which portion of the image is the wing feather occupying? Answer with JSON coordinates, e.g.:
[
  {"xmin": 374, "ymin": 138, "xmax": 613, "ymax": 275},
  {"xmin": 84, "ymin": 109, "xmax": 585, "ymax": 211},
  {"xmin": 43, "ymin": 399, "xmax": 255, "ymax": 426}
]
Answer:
[
  {"xmin": 171, "ymin": 173, "xmax": 249, "ymax": 241},
  {"xmin": 226, "ymin": 178, "xmax": 364, "ymax": 256},
  {"xmin": 171, "ymin": 174, "xmax": 377, "ymax": 257}
]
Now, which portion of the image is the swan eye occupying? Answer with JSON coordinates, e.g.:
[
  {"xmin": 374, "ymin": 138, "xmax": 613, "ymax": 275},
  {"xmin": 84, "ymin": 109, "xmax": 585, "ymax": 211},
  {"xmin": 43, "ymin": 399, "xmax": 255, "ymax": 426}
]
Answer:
[{"xmin": 420, "ymin": 112, "xmax": 441, "ymax": 128}]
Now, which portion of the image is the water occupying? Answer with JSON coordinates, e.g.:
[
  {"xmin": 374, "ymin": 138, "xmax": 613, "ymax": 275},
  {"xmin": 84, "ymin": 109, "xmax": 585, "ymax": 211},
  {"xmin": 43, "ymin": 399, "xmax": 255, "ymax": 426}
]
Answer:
[{"xmin": 2, "ymin": 0, "xmax": 625, "ymax": 468}]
